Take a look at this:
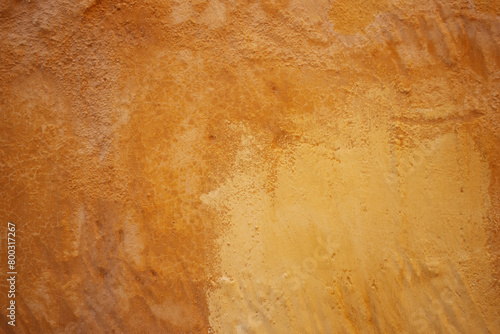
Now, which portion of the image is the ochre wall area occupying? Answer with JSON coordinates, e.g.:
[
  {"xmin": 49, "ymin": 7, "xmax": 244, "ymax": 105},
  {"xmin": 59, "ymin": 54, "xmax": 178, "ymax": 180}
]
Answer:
[{"xmin": 0, "ymin": 0, "xmax": 499, "ymax": 333}]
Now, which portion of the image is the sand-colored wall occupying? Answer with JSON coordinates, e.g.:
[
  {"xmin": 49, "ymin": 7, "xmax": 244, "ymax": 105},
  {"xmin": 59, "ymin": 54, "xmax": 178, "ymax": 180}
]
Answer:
[{"xmin": 0, "ymin": 0, "xmax": 499, "ymax": 333}]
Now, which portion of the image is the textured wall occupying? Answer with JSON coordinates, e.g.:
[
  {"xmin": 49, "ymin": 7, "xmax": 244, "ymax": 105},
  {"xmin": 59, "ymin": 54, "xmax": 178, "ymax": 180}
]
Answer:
[{"xmin": 0, "ymin": 0, "xmax": 499, "ymax": 333}]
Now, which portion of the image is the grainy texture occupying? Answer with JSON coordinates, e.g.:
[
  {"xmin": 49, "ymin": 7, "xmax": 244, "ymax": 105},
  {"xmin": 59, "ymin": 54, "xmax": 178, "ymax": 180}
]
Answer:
[{"xmin": 0, "ymin": 0, "xmax": 499, "ymax": 333}]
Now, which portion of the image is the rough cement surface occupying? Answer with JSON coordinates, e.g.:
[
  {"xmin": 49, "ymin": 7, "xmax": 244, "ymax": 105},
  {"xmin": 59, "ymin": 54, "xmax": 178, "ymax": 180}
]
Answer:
[{"xmin": 0, "ymin": 0, "xmax": 499, "ymax": 333}]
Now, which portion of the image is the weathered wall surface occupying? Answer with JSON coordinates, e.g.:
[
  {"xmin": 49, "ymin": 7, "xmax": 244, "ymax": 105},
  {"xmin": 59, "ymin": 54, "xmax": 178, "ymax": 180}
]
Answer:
[{"xmin": 0, "ymin": 0, "xmax": 499, "ymax": 333}]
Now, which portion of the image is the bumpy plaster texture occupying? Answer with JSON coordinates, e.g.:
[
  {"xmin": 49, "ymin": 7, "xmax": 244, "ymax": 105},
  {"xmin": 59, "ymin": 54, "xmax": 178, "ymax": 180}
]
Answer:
[{"xmin": 0, "ymin": 0, "xmax": 499, "ymax": 333}]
